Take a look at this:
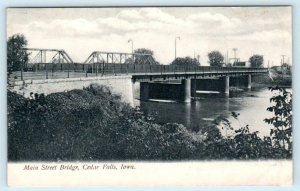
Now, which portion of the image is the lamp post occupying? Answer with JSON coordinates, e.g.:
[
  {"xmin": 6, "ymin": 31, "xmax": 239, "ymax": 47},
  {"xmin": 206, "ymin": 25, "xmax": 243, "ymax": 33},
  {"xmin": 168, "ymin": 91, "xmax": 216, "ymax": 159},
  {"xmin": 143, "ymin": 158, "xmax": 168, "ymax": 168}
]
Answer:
[
  {"xmin": 175, "ymin": 36, "xmax": 180, "ymax": 60},
  {"xmin": 128, "ymin": 39, "xmax": 133, "ymax": 54},
  {"xmin": 197, "ymin": 55, "xmax": 200, "ymax": 65}
]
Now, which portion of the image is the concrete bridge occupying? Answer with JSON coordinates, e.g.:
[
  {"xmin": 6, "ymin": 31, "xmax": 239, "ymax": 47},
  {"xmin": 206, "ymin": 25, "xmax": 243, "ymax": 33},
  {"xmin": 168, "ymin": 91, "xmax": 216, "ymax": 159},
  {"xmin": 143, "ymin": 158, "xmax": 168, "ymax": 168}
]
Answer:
[
  {"xmin": 10, "ymin": 65, "xmax": 267, "ymax": 105},
  {"xmin": 10, "ymin": 48, "xmax": 268, "ymax": 106}
]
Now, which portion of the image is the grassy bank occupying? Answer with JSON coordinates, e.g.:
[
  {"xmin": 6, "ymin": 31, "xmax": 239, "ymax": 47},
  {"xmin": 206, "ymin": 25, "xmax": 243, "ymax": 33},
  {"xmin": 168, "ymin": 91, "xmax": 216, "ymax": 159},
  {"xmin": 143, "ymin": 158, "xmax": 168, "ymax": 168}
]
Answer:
[
  {"xmin": 8, "ymin": 84, "xmax": 291, "ymax": 161},
  {"xmin": 252, "ymin": 72, "xmax": 292, "ymax": 87}
]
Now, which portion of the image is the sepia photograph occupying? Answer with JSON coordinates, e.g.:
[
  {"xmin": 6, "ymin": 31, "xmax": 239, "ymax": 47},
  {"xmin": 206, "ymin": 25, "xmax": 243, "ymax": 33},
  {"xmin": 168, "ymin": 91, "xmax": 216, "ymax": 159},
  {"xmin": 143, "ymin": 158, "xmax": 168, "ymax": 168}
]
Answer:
[{"xmin": 6, "ymin": 6, "xmax": 293, "ymax": 186}]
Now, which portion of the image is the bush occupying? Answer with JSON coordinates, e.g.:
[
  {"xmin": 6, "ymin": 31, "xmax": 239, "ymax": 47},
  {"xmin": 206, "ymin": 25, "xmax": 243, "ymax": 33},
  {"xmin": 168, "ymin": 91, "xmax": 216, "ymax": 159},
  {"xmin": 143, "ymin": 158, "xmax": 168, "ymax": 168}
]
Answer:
[
  {"xmin": 7, "ymin": 84, "xmax": 292, "ymax": 161},
  {"xmin": 8, "ymin": 84, "xmax": 198, "ymax": 161},
  {"xmin": 264, "ymin": 86, "xmax": 292, "ymax": 158}
]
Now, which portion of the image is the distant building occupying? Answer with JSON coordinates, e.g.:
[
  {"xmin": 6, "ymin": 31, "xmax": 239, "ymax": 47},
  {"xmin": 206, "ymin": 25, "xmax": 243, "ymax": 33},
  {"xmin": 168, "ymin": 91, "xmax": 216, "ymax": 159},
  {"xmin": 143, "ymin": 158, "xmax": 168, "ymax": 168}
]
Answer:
[{"xmin": 232, "ymin": 61, "xmax": 251, "ymax": 67}]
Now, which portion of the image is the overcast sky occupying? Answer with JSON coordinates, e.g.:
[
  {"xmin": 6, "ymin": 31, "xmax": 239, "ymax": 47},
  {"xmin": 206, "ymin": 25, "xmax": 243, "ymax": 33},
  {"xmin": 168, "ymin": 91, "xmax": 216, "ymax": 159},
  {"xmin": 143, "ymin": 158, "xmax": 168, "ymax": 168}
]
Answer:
[{"xmin": 7, "ymin": 7, "xmax": 292, "ymax": 66}]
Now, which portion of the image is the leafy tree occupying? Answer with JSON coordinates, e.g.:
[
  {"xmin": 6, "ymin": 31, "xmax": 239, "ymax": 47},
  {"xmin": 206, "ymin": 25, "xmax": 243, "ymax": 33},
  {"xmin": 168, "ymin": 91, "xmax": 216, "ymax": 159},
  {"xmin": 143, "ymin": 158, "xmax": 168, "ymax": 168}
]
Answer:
[
  {"xmin": 7, "ymin": 34, "xmax": 29, "ymax": 74},
  {"xmin": 211, "ymin": 111, "xmax": 290, "ymax": 159},
  {"xmin": 249, "ymin": 54, "xmax": 264, "ymax": 68},
  {"xmin": 208, "ymin": 51, "xmax": 224, "ymax": 67},
  {"xmin": 281, "ymin": 63, "xmax": 290, "ymax": 68},
  {"xmin": 134, "ymin": 48, "xmax": 153, "ymax": 55},
  {"xmin": 280, "ymin": 63, "xmax": 292, "ymax": 75},
  {"xmin": 170, "ymin": 56, "xmax": 200, "ymax": 67},
  {"xmin": 133, "ymin": 48, "xmax": 159, "ymax": 65},
  {"xmin": 264, "ymin": 87, "xmax": 292, "ymax": 156}
]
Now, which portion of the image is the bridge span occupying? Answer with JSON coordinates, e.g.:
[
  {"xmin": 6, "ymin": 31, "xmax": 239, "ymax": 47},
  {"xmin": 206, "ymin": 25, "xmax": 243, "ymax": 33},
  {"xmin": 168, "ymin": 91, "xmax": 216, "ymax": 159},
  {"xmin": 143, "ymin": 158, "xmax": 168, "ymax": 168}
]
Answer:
[
  {"xmin": 10, "ymin": 65, "xmax": 268, "ymax": 105},
  {"xmin": 10, "ymin": 48, "xmax": 268, "ymax": 105},
  {"xmin": 11, "ymin": 63, "xmax": 267, "ymax": 81}
]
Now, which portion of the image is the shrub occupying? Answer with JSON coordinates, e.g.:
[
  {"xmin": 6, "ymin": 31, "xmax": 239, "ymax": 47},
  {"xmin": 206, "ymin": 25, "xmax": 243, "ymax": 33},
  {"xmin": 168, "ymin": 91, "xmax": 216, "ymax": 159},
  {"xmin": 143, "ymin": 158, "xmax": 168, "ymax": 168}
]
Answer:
[{"xmin": 7, "ymin": 85, "xmax": 292, "ymax": 161}]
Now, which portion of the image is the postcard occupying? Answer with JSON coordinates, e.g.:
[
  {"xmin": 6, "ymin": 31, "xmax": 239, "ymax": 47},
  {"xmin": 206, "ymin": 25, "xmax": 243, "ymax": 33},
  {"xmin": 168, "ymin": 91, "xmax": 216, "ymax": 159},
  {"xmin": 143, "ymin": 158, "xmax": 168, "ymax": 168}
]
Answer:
[{"xmin": 7, "ymin": 7, "xmax": 292, "ymax": 187}]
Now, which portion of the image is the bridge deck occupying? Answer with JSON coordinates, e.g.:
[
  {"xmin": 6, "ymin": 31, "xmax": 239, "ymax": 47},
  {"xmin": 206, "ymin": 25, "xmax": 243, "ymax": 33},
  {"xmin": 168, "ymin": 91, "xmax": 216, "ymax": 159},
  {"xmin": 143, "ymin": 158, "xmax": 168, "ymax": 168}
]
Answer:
[{"xmin": 9, "ymin": 64, "xmax": 268, "ymax": 82}]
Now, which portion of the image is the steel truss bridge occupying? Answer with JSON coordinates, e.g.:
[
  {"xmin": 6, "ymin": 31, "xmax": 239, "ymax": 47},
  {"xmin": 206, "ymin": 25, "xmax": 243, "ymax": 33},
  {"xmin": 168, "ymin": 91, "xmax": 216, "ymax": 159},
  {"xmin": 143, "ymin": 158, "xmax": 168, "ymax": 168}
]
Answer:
[
  {"xmin": 10, "ymin": 48, "xmax": 268, "ymax": 81},
  {"xmin": 84, "ymin": 51, "xmax": 157, "ymax": 65},
  {"xmin": 24, "ymin": 48, "xmax": 73, "ymax": 65}
]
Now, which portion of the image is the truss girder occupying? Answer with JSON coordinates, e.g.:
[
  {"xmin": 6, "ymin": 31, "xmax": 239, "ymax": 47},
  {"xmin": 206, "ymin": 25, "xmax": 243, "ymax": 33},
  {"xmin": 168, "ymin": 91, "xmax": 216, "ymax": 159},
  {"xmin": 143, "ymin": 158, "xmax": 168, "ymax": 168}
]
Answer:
[
  {"xmin": 83, "ymin": 51, "xmax": 156, "ymax": 65},
  {"xmin": 22, "ymin": 48, "xmax": 74, "ymax": 64}
]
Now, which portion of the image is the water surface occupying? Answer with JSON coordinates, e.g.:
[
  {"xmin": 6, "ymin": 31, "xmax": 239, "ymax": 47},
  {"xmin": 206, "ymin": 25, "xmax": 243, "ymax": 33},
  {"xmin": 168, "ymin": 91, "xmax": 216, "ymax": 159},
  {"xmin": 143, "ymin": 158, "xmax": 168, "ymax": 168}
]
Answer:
[{"xmin": 134, "ymin": 87, "xmax": 290, "ymax": 137}]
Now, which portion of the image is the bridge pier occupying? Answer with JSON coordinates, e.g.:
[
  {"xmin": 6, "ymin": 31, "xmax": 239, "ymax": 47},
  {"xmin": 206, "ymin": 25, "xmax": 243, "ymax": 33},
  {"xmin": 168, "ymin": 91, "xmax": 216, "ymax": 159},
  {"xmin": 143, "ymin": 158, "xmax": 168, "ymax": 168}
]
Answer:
[
  {"xmin": 247, "ymin": 74, "xmax": 252, "ymax": 89},
  {"xmin": 229, "ymin": 75, "xmax": 252, "ymax": 89},
  {"xmin": 181, "ymin": 79, "xmax": 191, "ymax": 103},
  {"xmin": 223, "ymin": 76, "xmax": 230, "ymax": 95},
  {"xmin": 140, "ymin": 82, "xmax": 150, "ymax": 101},
  {"xmin": 191, "ymin": 79, "xmax": 197, "ymax": 97}
]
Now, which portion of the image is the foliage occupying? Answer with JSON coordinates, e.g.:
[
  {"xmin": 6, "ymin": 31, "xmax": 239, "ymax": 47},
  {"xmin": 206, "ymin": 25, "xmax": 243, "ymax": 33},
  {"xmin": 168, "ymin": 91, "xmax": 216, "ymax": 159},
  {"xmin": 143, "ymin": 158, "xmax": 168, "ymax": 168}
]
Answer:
[
  {"xmin": 249, "ymin": 54, "xmax": 264, "ymax": 68},
  {"xmin": 252, "ymin": 72, "xmax": 292, "ymax": 86},
  {"xmin": 225, "ymin": 63, "xmax": 233, "ymax": 67},
  {"xmin": 133, "ymin": 48, "xmax": 159, "ymax": 65},
  {"xmin": 7, "ymin": 34, "xmax": 29, "ymax": 74},
  {"xmin": 8, "ymin": 85, "xmax": 292, "ymax": 161},
  {"xmin": 207, "ymin": 51, "xmax": 224, "ymax": 67},
  {"xmin": 134, "ymin": 48, "xmax": 153, "ymax": 55},
  {"xmin": 264, "ymin": 87, "xmax": 292, "ymax": 157},
  {"xmin": 281, "ymin": 63, "xmax": 291, "ymax": 68},
  {"xmin": 170, "ymin": 56, "xmax": 200, "ymax": 67},
  {"xmin": 8, "ymin": 84, "xmax": 195, "ymax": 160},
  {"xmin": 201, "ymin": 110, "xmax": 291, "ymax": 160}
]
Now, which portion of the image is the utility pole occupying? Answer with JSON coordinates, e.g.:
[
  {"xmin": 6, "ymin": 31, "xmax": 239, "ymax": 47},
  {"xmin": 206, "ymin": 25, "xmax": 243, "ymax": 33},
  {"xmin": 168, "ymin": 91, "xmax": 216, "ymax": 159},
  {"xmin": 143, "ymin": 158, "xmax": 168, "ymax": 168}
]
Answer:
[
  {"xmin": 232, "ymin": 48, "xmax": 238, "ymax": 64},
  {"xmin": 175, "ymin": 36, "xmax": 180, "ymax": 60},
  {"xmin": 281, "ymin": 55, "xmax": 286, "ymax": 66},
  {"xmin": 226, "ymin": 49, "xmax": 228, "ymax": 65}
]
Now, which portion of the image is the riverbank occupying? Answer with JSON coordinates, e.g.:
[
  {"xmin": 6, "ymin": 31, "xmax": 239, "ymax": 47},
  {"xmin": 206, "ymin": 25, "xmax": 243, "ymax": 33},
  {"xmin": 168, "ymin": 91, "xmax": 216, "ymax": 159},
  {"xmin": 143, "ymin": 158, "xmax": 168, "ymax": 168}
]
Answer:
[
  {"xmin": 8, "ymin": 84, "xmax": 292, "ymax": 161},
  {"xmin": 252, "ymin": 73, "xmax": 292, "ymax": 87}
]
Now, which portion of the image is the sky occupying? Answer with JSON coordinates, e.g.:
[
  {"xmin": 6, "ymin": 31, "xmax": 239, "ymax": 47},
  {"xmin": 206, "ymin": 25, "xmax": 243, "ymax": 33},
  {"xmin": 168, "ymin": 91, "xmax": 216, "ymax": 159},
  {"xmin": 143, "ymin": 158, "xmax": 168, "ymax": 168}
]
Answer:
[{"xmin": 7, "ymin": 7, "xmax": 292, "ymax": 66}]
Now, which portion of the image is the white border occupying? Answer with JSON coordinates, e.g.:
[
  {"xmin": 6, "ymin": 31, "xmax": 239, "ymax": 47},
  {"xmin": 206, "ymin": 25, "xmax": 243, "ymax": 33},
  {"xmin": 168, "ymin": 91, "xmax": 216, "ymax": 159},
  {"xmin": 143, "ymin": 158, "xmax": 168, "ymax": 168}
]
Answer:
[{"xmin": 1, "ymin": 1, "xmax": 299, "ymax": 190}]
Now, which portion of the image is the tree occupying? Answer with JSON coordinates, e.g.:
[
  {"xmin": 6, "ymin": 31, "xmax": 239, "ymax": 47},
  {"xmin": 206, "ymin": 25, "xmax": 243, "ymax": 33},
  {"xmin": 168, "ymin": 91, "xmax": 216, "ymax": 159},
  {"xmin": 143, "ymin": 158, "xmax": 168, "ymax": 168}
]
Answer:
[
  {"xmin": 134, "ymin": 48, "xmax": 153, "ymax": 55},
  {"xmin": 208, "ymin": 51, "xmax": 224, "ymax": 67},
  {"xmin": 281, "ymin": 63, "xmax": 291, "ymax": 74},
  {"xmin": 225, "ymin": 63, "xmax": 233, "ymax": 67},
  {"xmin": 7, "ymin": 34, "xmax": 29, "ymax": 75},
  {"xmin": 170, "ymin": 56, "xmax": 200, "ymax": 67},
  {"xmin": 249, "ymin": 54, "xmax": 264, "ymax": 68},
  {"xmin": 281, "ymin": 63, "xmax": 290, "ymax": 68},
  {"xmin": 264, "ymin": 87, "xmax": 292, "ymax": 156},
  {"xmin": 133, "ymin": 48, "xmax": 159, "ymax": 65}
]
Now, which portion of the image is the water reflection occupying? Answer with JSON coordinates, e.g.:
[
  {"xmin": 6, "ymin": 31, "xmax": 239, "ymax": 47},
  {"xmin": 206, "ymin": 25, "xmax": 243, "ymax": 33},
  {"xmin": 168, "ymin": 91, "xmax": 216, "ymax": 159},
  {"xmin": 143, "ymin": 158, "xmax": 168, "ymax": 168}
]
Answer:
[{"xmin": 184, "ymin": 102, "xmax": 191, "ymax": 127}]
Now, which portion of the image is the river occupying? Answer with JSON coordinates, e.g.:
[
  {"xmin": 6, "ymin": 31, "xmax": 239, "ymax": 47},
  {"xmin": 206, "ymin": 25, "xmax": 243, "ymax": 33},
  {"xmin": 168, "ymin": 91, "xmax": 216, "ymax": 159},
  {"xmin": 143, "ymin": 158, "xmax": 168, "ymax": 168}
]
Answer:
[{"xmin": 134, "ymin": 87, "xmax": 291, "ymax": 138}]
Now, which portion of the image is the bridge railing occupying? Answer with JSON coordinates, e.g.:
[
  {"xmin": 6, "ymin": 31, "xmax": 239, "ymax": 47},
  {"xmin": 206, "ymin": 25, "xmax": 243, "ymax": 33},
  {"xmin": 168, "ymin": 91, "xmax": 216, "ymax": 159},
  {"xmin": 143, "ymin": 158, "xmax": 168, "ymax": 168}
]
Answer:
[{"xmin": 10, "ymin": 63, "xmax": 268, "ymax": 81}]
